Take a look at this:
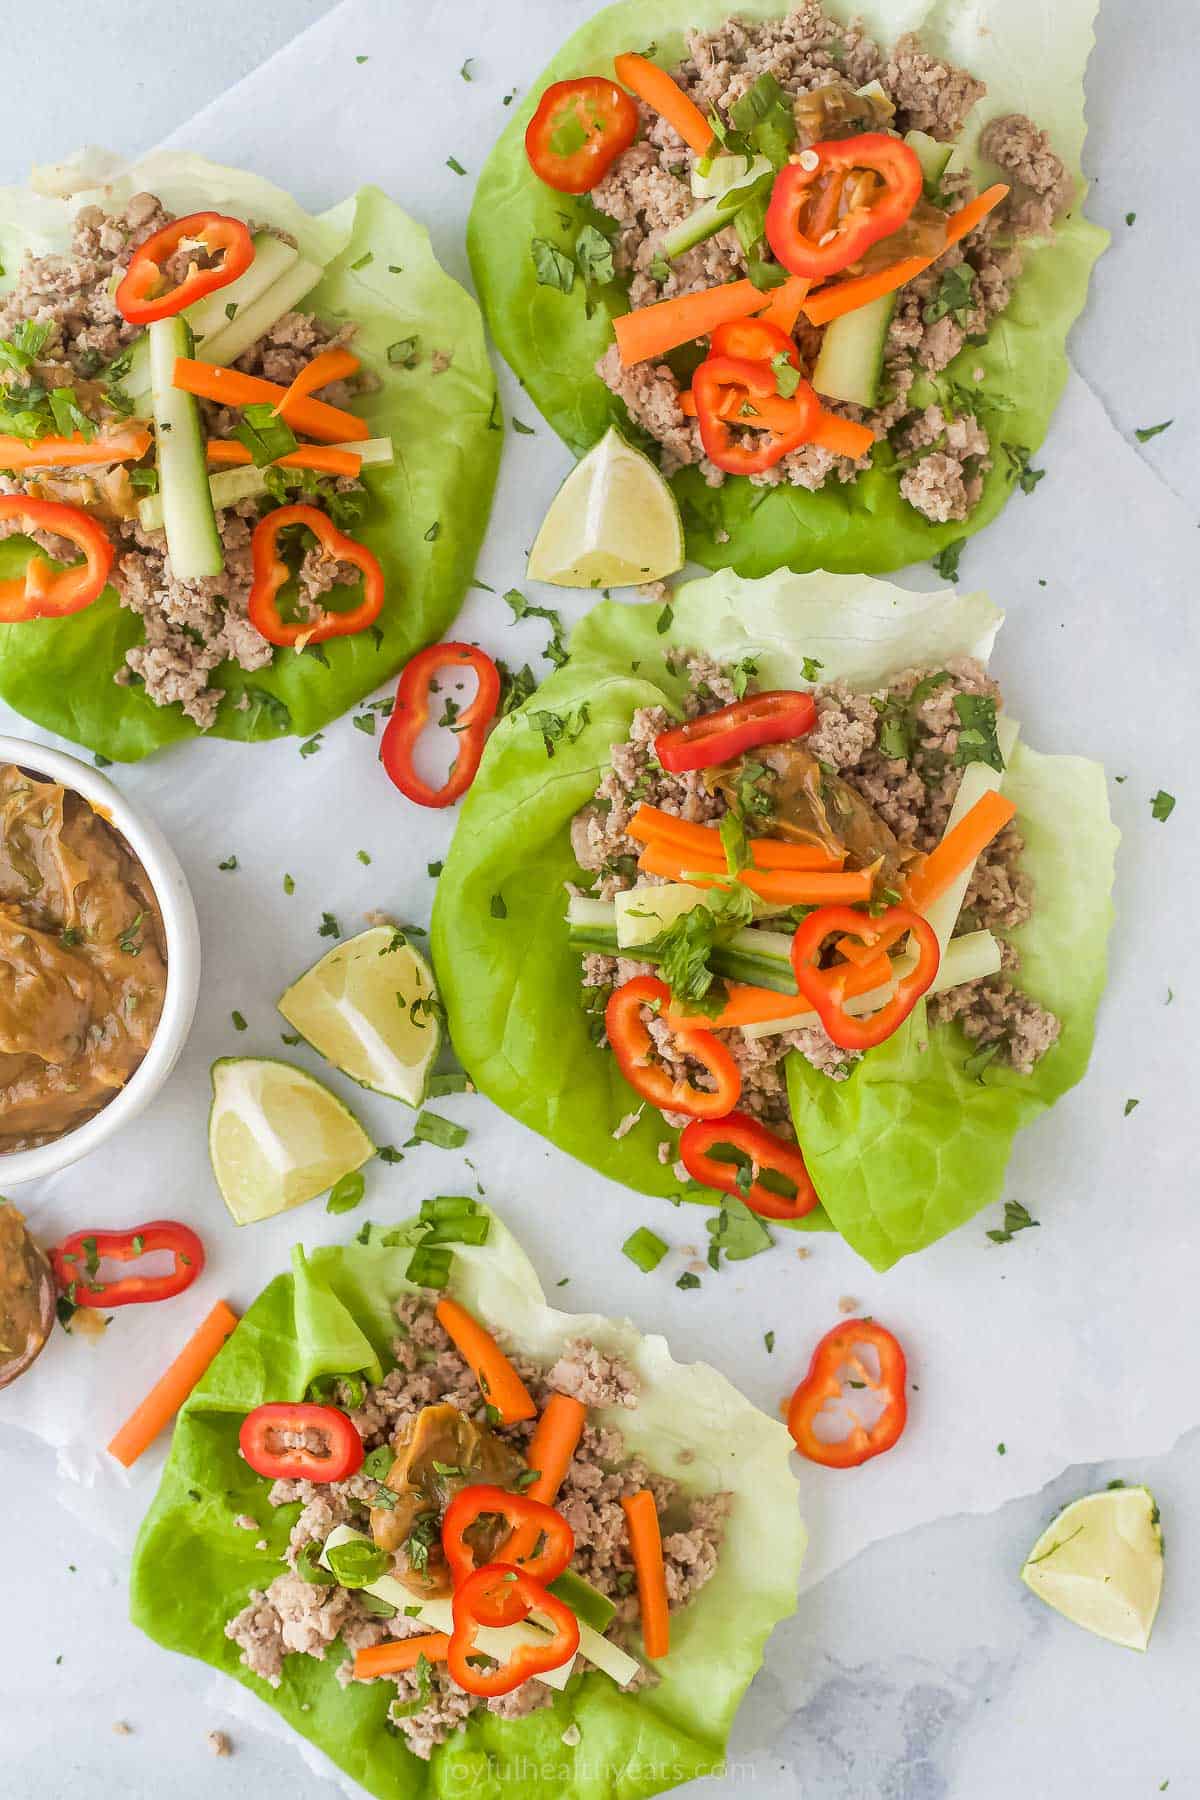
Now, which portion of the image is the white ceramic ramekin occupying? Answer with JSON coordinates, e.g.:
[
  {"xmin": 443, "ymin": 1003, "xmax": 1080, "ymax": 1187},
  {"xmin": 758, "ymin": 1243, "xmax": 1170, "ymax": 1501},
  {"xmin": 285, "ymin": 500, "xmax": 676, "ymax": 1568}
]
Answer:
[{"xmin": 0, "ymin": 733, "xmax": 201, "ymax": 1184}]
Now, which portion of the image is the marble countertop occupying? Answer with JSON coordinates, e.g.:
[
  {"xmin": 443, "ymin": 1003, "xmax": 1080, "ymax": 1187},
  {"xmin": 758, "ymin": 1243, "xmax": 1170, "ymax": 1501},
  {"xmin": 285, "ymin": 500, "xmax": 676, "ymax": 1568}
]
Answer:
[{"xmin": 2, "ymin": 2, "xmax": 1196, "ymax": 1797}]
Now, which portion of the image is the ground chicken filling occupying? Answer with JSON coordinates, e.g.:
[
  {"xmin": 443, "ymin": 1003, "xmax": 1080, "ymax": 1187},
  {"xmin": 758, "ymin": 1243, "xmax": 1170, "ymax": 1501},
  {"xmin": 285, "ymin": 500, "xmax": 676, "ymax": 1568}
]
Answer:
[
  {"xmin": 592, "ymin": 1, "xmax": 1073, "ymax": 523},
  {"xmin": 225, "ymin": 1296, "xmax": 729, "ymax": 1761},
  {"xmin": 571, "ymin": 652, "xmax": 1059, "ymax": 1138},
  {"xmin": 0, "ymin": 193, "xmax": 370, "ymax": 729}
]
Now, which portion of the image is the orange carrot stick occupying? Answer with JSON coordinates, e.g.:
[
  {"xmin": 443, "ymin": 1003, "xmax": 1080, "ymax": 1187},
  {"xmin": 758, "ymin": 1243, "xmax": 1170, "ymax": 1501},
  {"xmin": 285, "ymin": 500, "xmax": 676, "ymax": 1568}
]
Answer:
[
  {"xmin": 621, "ymin": 1489, "xmax": 670, "ymax": 1659},
  {"xmin": 636, "ymin": 842, "xmax": 872, "ymax": 905},
  {"xmin": 435, "ymin": 1297, "xmax": 537, "ymax": 1426},
  {"xmin": 809, "ymin": 412, "xmax": 875, "ymax": 459},
  {"xmin": 613, "ymin": 52, "xmax": 713, "ymax": 155},
  {"xmin": 836, "ymin": 789, "xmax": 1018, "ymax": 964},
  {"xmin": 205, "ymin": 440, "xmax": 363, "ymax": 477},
  {"xmin": 667, "ymin": 953, "xmax": 894, "ymax": 1030},
  {"xmin": 353, "ymin": 1635, "xmax": 451, "ymax": 1680},
  {"xmin": 802, "ymin": 185, "xmax": 1009, "ymax": 327},
  {"xmin": 107, "ymin": 1300, "xmax": 239, "ymax": 1469},
  {"xmin": 627, "ymin": 804, "xmax": 842, "ymax": 870},
  {"xmin": 273, "ymin": 346, "xmax": 360, "ymax": 417},
  {"xmin": 755, "ymin": 274, "xmax": 811, "ymax": 335},
  {"xmin": 615, "ymin": 280, "xmax": 774, "ymax": 368},
  {"xmin": 906, "ymin": 789, "xmax": 1016, "ymax": 911},
  {"xmin": 521, "ymin": 1393, "xmax": 588, "ymax": 1506},
  {"xmin": 0, "ymin": 427, "xmax": 152, "ymax": 470},
  {"xmin": 504, "ymin": 1392, "xmax": 588, "ymax": 1564},
  {"xmin": 171, "ymin": 358, "xmax": 365, "ymax": 443}
]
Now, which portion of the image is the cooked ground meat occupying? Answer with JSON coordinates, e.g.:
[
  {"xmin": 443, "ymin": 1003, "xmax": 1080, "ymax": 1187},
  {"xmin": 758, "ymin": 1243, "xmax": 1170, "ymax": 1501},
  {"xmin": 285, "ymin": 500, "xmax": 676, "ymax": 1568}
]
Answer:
[
  {"xmin": 0, "ymin": 195, "xmax": 368, "ymax": 727},
  {"xmin": 570, "ymin": 653, "xmax": 1058, "ymax": 1132},
  {"xmin": 591, "ymin": 1, "xmax": 1072, "ymax": 525},
  {"xmin": 225, "ymin": 1295, "xmax": 729, "ymax": 1760}
]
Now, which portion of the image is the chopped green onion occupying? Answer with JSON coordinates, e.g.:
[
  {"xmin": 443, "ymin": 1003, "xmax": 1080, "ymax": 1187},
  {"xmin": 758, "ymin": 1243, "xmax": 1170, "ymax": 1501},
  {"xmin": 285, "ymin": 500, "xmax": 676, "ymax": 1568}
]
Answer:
[
  {"xmin": 407, "ymin": 1245, "xmax": 454, "ymax": 1289},
  {"xmin": 407, "ymin": 1111, "xmax": 468, "ymax": 1150},
  {"xmin": 621, "ymin": 1227, "xmax": 668, "ymax": 1272}
]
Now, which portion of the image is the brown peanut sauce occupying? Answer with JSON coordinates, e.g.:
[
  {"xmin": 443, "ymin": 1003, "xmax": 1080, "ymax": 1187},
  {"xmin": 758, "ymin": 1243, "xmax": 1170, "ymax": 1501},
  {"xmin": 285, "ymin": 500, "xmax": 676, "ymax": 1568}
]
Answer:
[{"xmin": 0, "ymin": 762, "xmax": 167, "ymax": 1152}]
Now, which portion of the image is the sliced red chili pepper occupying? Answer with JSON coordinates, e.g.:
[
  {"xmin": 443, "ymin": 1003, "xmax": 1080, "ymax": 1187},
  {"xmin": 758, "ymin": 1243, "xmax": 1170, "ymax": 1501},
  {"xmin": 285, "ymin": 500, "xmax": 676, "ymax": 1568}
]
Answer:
[
  {"xmin": 247, "ymin": 503, "xmax": 384, "ymax": 648},
  {"xmin": 115, "ymin": 211, "xmax": 255, "ymax": 325},
  {"xmin": 525, "ymin": 77, "xmax": 640, "ymax": 194},
  {"xmin": 790, "ymin": 904, "xmax": 939, "ymax": 1051},
  {"xmin": 766, "ymin": 135, "xmax": 923, "ymax": 281},
  {"xmin": 679, "ymin": 1112, "xmax": 819, "ymax": 1221},
  {"xmin": 447, "ymin": 1563, "xmax": 580, "ymax": 1697},
  {"xmin": 605, "ymin": 976, "xmax": 741, "ymax": 1120},
  {"xmin": 655, "ymin": 689, "xmax": 816, "ymax": 774},
  {"xmin": 238, "ymin": 1402, "xmax": 364, "ymax": 1484},
  {"xmin": 50, "ymin": 1221, "xmax": 205, "ymax": 1309},
  {"xmin": 693, "ymin": 352, "xmax": 819, "ymax": 475},
  {"xmin": 380, "ymin": 641, "xmax": 501, "ymax": 808},
  {"xmin": 0, "ymin": 496, "xmax": 113, "ymax": 622},
  {"xmin": 787, "ymin": 1318, "xmax": 908, "ymax": 1468},
  {"xmin": 708, "ymin": 317, "xmax": 800, "ymax": 368},
  {"xmin": 442, "ymin": 1484, "xmax": 574, "ymax": 1626}
]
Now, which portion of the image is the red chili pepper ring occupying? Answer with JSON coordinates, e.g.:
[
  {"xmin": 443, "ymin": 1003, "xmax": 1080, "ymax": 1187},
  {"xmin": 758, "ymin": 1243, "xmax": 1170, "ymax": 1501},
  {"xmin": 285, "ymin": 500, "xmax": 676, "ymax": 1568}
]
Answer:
[
  {"xmin": 0, "ymin": 496, "xmax": 114, "ymax": 622},
  {"xmin": 381, "ymin": 641, "xmax": 501, "ymax": 808},
  {"xmin": 50, "ymin": 1221, "xmax": 205, "ymax": 1308},
  {"xmin": 787, "ymin": 1318, "xmax": 908, "ymax": 1468},
  {"xmin": 679, "ymin": 1112, "xmax": 820, "ymax": 1220},
  {"xmin": 115, "ymin": 211, "xmax": 255, "ymax": 326},
  {"xmin": 442, "ymin": 1484, "xmax": 575, "ymax": 1626},
  {"xmin": 247, "ymin": 503, "xmax": 385, "ymax": 649},
  {"xmin": 239, "ymin": 1402, "xmax": 364, "ymax": 1484}
]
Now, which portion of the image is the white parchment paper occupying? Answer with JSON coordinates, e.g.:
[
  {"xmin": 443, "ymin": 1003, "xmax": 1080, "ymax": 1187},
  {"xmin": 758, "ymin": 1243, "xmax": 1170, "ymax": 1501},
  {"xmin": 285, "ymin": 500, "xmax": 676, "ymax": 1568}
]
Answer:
[{"xmin": 1, "ymin": 0, "xmax": 1195, "ymax": 1629}]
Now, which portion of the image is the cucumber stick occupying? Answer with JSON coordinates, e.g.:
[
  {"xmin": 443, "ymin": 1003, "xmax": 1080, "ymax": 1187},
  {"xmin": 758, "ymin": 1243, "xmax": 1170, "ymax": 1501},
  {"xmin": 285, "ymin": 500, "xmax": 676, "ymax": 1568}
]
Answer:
[
  {"xmin": 125, "ymin": 232, "xmax": 301, "ymax": 399},
  {"xmin": 197, "ymin": 256, "xmax": 323, "ymax": 367},
  {"xmin": 904, "ymin": 129, "xmax": 961, "ymax": 197},
  {"xmin": 136, "ymin": 437, "xmax": 394, "ymax": 533},
  {"xmin": 812, "ymin": 292, "xmax": 896, "ymax": 408},
  {"xmin": 148, "ymin": 315, "xmax": 223, "ymax": 579}
]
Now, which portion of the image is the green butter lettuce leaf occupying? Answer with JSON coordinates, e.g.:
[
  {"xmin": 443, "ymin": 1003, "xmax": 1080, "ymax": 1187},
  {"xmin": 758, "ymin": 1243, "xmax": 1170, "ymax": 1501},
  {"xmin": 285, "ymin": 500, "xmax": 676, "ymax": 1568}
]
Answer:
[
  {"xmin": 130, "ymin": 1209, "xmax": 804, "ymax": 1799},
  {"xmin": 468, "ymin": 0, "xmax": 1106, "ymax": 576},
  {"xmin": 0, "ymin": 152, "xmax": 500, "ymax": 761},
  {"xmin": 432, "ymin": 569, "xmax": 1117, "ymax": 1267}
]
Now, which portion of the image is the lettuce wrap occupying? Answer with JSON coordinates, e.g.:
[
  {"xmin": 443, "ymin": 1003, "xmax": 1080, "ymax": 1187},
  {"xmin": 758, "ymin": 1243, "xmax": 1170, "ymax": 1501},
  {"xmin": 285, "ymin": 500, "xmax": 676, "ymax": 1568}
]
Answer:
[
  {"xmin": 468, "ymin": 0, "xmax": 1105, "ymax": 577},
  {"xmin": 0, "ymin": 152, "xmax": 500, "ymax": 761},
  {"xmin": 431, "ymin": 571, "xmax": 1118, "ymax": 1270},
  {"xmin": 130, "ymin": 1208, "xmax": 804, "ymax": 1799}
]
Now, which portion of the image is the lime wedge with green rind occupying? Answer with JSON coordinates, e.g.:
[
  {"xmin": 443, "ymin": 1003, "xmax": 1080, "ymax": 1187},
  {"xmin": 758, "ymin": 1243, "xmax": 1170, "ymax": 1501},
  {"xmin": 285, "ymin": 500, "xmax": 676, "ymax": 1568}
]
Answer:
[
  {"xmin": 527, "ymin": 425, "xmax": 684, "ymax": 589},
  {"xmin": 209, "ymin": 1056, "xmax": 375, "ymax": 1225},
  {"xmin": 277, "ymin": 926, "xmax": 440, "ymax": 1106},
  {"xmin": 1021, "ymin": 1484, "xmax": 1163, "ymax": 1651}
]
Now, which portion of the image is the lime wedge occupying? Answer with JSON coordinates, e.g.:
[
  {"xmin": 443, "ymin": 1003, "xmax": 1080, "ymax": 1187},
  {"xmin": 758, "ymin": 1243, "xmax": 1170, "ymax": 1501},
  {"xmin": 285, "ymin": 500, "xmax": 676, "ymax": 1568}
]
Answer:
[
  {"xmin": 1021, "ymin": 1485, "xmax": 1164, "ymax": 1651},
  {"xmin": 277, "ymin": 926, "xmax": 440, "ymax": 1105},
  {"xmin": 527, "ymin": 425, "xmax": 684, "ymax": 589},
  {"xmin": 209, "ymin": 1057, "xmax": 375, "ymax": 1225}
]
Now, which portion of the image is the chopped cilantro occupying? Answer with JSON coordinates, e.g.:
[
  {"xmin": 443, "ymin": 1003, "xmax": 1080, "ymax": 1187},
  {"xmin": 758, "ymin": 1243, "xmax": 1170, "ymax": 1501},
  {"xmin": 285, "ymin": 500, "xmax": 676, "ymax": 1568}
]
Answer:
[
  {"xmin": 1124, "ymin": 1097, "xmax": 1140, "ymax": 1117},
  {"xmin": 764, "ymin": 1330, "xmax": 775, "ymax": 1353},
  {"xmin": 231, "ymin": 1010, "xmax": 247, "ymax": 1032},
  {"xmin": 327, "ymin": 1171, "xmax": 366, "ymax": 1214},
  {"xmin": 531, "ymin": 237, "xmax": 576, "ymax": 293},
  {"xmin": 1135, "ymin": 420, "xmax": 1172, "ymax": 442},
  {"xmin": 986, "ymin": 1199, "xmax": 1040, "ymax": 1245},
  {"xmin": 676, "ymin": 1271, "xmax": 701, "ymax": 1291},
  {"xmin": 931, "ymin": 538, "xmax": 965, "ymax": 582},
  {"xmin": 446, "ymin": 156, "xmax": 467, "ymax": 176},
  {"xmin": 318, "ymin": 911, "xmax": 341, "ymax": 938},
  {"xmin": 217, "ymin": 854, "xmax": 238, "ymax": 871},
  {"xmin": 1150, "ymin": 789, "xmax": 1176, "ymax": 822},
  {"xmin": 490, "ymin": 893, "xmax": 508, "ymax": 919}
]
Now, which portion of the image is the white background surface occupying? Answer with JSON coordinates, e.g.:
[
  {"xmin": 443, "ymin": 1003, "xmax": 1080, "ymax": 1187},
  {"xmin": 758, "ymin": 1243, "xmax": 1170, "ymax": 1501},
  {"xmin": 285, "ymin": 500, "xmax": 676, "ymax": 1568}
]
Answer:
[{"xmin": 2, "ymin": 2, "xmax": 1198, "ymax": 1797}]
